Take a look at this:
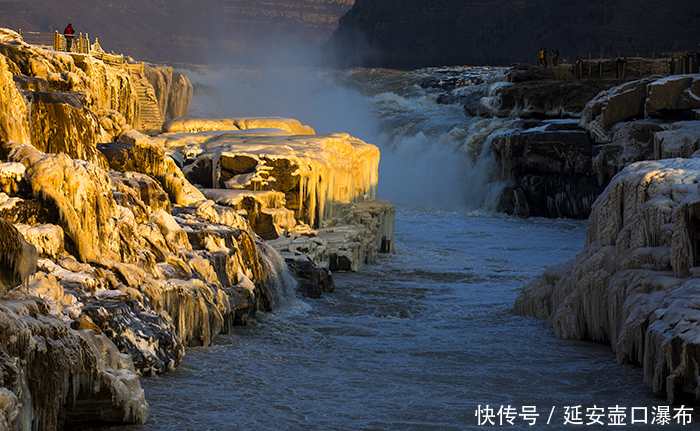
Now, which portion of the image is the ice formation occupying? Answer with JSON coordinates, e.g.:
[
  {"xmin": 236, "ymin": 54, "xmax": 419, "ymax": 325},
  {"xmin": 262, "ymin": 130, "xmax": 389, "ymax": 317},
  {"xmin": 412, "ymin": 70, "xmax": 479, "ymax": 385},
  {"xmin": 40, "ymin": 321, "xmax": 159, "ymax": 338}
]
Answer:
[
  {"xmin": 515, "ymin": 158, "xmax": 700, "ymax": 403},
  {"xmin": 0, "ymin": 26, "xmax": 394, "ymax": 428}
]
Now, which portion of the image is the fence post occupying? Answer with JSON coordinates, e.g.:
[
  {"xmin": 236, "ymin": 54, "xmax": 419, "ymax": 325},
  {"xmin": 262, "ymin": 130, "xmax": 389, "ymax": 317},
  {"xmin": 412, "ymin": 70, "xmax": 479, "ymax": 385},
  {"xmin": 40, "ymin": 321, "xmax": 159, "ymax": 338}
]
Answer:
[
  {"xmin": 53, "ymin": 31, "xmax": 59, "ymax": 51},
  {"xmin": 18, "ymin": 29, "xmax": 21, "ymax": 36}
]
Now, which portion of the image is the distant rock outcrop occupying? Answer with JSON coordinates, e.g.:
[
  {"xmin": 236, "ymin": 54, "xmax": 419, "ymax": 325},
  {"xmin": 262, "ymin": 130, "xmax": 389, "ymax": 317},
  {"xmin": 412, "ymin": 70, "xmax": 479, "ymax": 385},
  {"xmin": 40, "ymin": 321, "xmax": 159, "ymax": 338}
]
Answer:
[
  {"xmin": 462, "ymin": 70, "xmax": 700, "ymax": 219},
  {"xmin": 329, "ymin": 0, "xmax": 700, "ymax": 69}
]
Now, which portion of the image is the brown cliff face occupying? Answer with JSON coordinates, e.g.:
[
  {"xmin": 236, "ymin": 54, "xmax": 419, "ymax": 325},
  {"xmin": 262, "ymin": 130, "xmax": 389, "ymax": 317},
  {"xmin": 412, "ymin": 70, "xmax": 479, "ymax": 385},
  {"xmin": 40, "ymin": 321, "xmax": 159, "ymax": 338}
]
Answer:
[
  {"xmin": 329, "ymin": 0, "xmax": 700, "ymax": 69},
  {"xmin": 1, "ymin": 0, "xmax": 354, "ymax": 64}
]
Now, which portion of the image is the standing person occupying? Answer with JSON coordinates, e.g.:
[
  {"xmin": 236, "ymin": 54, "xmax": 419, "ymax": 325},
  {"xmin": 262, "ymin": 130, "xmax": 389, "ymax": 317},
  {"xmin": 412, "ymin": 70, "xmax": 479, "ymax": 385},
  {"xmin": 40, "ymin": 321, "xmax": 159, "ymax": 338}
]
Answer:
[
  {"xmin": 543, "ymin": 48, "xmax": 548, "ymax": 67},
  {"xmin": 574, "ymin": 59, "xmax": 583, "ymax": 79},
  {"xmin": 670, "ymin": 58, "xmax": 676, "ymax": 75},
  {"xmin": 538, "ymin": 49, "xmax": 544, "ymax": 66},
  {"xmin": 63, "ymin": 23, "xmax": 75, "ymax": 52},
  {"xmin": 553, "ymin": 49, "xmax": 559, "ymax": 67}
]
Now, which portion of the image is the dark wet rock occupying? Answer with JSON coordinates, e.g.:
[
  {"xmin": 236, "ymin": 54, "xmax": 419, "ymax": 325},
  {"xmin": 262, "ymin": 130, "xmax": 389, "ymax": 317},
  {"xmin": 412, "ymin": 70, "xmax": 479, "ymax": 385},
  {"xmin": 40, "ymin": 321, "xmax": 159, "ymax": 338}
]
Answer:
[
  {"xmin": 0, "ymin": 198, "xmax": 60, "ymax": 226},
  {"xmin": 488, "ymin": 80, "xmax": 626, "ymax": 119},
  {"xmin": 98, "ymin": 141, "xmax": 137, "ymax": 171},
  {"xmin": 13, "ymin": 74, "xmax": 49, "ymax": 91},
  {"xmin": 493, "ymin": 124, "xmax": 604, "ymax": 218},
  {"xmin": 221, "ymin": 285, "xmax": 257, "ymax": 325},
  {"xmin": 0, "ymin": 218, "xmax": 37, "ymax": 292},
  {"xmin": 286, "ymin": 258, "xmax": 334, "ymax": 298}
]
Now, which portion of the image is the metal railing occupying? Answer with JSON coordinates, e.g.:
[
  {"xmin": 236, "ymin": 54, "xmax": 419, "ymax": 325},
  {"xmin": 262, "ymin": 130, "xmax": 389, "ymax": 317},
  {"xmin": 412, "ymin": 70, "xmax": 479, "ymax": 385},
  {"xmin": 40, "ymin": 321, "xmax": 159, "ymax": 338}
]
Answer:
[{"xmin": 14, "ymin": 29, "xmax": 123, "ymax": 68}]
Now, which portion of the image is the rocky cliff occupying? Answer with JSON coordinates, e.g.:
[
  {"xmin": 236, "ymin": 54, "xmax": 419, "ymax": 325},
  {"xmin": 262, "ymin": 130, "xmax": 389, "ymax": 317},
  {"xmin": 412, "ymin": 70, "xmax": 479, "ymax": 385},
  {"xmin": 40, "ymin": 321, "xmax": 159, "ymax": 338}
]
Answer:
[
  {"xmin": 419, "ymin": 60, "xmax": 700, "ymax": 219},
  {"xmin": 329, "ymin": 0, "xmax": 700, "ymax": 69}
]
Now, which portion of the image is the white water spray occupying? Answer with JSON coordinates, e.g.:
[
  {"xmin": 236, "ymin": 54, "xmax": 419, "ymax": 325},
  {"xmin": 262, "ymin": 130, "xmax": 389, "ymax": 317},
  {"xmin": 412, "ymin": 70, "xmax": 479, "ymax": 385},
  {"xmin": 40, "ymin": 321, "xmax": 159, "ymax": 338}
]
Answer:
[{"xmin": 256, "ymin": 241, "xmax": 303, "ymax": 312}]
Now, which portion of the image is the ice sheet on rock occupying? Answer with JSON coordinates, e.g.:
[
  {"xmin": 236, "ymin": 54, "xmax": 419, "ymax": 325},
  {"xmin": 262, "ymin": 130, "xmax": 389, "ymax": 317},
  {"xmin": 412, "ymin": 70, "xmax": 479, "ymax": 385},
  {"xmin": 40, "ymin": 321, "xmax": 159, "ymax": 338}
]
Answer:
[{"xmin": 162, "ymin": 116, "xmax": 315, "ymax": 135}]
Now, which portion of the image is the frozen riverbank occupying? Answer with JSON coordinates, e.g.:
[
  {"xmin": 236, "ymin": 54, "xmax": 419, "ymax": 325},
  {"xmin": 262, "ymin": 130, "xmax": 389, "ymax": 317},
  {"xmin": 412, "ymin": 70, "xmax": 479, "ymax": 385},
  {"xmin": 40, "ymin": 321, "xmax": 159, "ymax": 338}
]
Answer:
[{"xmin": 0, "ymin": 28, "xmax": 393, "ymax": 429}]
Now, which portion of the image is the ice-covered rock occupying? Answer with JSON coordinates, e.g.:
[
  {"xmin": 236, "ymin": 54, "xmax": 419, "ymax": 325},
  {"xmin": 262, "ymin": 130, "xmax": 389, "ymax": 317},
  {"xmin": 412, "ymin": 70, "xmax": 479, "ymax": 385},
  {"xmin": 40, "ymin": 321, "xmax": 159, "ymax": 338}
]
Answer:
[
  {"xmin": 162, "ymin": 116, "xmax": 315, "ymax": 135},
  {"xmin": 578, "ymin": 79, "xmax": 652, "ymax": 143},
  {"xmin": 645, "ymin": 75, "xmax": 700, "ymax": 119},
  {"xmin": 515, "ymin": 158, "xmax": 700, "ymax": 403},
  {"xmin": 0, "ymin": 295, "xmax": 148, "ymax": 429},
  {"xmin": 580, "ymin": 75, "xmax": 700, "ymax": 145},
  {"xmin": 143, "ymin": 64, "xmax": 193, "ymax": 121},
  {"xmin": 654, "ymin": 121, "xmax": 700, "ymax": 159},
  {"xmin": 157, "ymin": 125, "xmax": 380, "ymax": 229},
  {"xmin": 0, "ymin": 27, "xmax": 395, "ymax": 427},
  {"xmin": 270, "ymin": 199, "xmax": 395, "ymax": 272}
]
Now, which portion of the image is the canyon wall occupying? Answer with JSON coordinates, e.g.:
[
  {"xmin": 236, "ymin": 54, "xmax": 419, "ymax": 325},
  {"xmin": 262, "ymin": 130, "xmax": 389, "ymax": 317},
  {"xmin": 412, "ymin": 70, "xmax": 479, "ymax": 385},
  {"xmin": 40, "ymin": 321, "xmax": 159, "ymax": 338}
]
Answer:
[{"xmin": 329, "ymin": 0, "xmax": 700, "ymax": 69}]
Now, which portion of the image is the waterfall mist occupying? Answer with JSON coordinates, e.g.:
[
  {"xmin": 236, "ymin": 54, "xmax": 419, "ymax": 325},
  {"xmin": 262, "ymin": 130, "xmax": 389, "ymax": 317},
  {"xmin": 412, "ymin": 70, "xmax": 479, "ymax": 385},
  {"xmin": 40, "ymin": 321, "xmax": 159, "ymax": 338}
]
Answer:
[{"xmin": 180, "ymin": 63, "xmax": 514, "ymax": 212}]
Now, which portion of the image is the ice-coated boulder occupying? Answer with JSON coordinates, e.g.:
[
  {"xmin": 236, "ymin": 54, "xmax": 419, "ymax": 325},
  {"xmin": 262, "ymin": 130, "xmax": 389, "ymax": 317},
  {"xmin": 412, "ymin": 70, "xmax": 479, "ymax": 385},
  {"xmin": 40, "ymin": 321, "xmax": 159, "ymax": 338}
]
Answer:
[
  {"xmin": 579, "ymin": 78, "xmax": 652, "ymax": 143},
  {"xmin": 515, "ymin": 158, "xmax": 700, "ymax": 403}
]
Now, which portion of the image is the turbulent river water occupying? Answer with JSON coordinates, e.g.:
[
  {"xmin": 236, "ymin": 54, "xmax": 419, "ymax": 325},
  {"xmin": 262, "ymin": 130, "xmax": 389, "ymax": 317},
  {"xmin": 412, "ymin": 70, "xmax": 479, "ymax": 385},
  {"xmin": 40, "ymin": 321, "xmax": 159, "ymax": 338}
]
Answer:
[{"xmin": 110, "ymin": 66, "xmax": 694, "ymax": 430}]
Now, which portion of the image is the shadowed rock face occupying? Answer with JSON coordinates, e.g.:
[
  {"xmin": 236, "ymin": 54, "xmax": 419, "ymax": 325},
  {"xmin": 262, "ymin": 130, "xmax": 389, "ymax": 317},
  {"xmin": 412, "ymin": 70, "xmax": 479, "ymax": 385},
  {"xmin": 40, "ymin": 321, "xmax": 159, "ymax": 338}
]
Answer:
[
  {"xmin": 492, "ymin": 124, "xmax": 604, "ymax": 219},
  {"xmin": 329, "ymin": 0, "xmax": 700, "ymax": 69}
]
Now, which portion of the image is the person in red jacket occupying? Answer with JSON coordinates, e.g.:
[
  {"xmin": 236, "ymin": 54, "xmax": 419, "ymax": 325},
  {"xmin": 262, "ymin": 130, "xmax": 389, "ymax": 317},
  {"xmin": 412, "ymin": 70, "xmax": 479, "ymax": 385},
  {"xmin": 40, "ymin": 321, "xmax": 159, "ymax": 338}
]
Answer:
[{"xmin": 63, "ymin": 23, "xmax": 75, "ymax": 52}]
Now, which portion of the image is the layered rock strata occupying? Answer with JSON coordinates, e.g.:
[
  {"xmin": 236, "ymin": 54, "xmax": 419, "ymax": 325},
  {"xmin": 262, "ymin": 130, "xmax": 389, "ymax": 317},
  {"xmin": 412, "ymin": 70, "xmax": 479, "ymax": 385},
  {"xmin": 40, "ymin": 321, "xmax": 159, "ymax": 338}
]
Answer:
[{"xmin": 515, "ymin": 158, "xmax": 700, "ymax": 403}]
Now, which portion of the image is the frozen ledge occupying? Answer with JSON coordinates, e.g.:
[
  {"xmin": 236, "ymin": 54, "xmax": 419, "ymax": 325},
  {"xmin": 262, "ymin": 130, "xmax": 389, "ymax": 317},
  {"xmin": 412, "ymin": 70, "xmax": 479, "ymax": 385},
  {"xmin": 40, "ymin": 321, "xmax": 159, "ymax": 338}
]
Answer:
[
  {"xmin": 154, "ymin": 117, "xmax": 394, "ymax": 271},
  {"xmin": 515, "ymin": 158, "xmax": 700, "ymax": 404}
]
